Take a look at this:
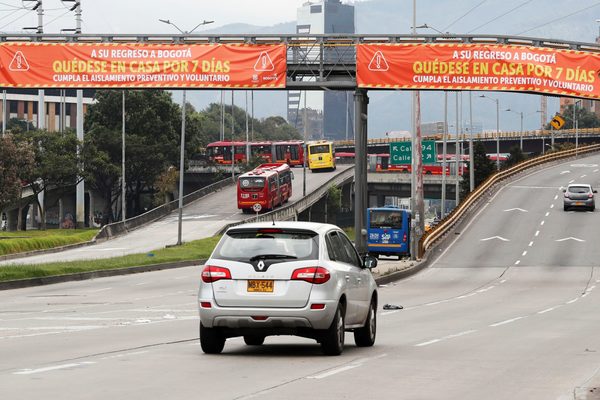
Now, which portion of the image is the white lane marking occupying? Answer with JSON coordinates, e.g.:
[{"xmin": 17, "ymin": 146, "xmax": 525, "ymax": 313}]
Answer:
[
  {"xmin": 555, "ymin": 237, "xmax": 585, "ymax": 242},
  {"xmin": 538, "ymin": 307, "xmax": 560, "ymax": 314},
  {"xmin": 528, "ymin": 241, "xmax": 534, "ymax": 247},
  {"xmin": 594, "ymin": 169, "xmax": 600, "ymax": 173},
  {"xmin": 476, "ymin": 286, "xmax": 495, "ymax": 293},
  {"xmin": 550, "ymin": 204, "xmax": 555, "ymax": 209},
  {"xmin": 545, "ymin": 212, "xmax": 550, "ymax": 217},
  {"xmin": 381, "ymin": 310, "xmax": 402, "ymax": 316},
  {"xmin": 135, "ymin": 282, "xmax": 148, "ymax": 286},
  {"xmin": 522, "ymin": 251, "xmax": 527, "ymax": 256},
  {"xmin": 480, "ymin": 236, "xmax": 510, "ymax": 242},
  {"xmin": 14, "ymin": 361, "xmax": 96, "ymax": 375},
  {"xmin": 503, "ymin": 208, "xmax": 528, "ymax": 212},
  {"xmin": 566, "ymin": 298, "xmax": 579, "ymax": 304},
  {"xmin": 308, "ymin": 365, "xmax": 359, "ymax": 379},
  {"xmin": 560, "ymin": 171, "xmax": 571, "ymax": 175},
  {"xmin": 515, "ymin": 260, "xmax": 521, "ymax": 265},
  {"xmin": 415, "ymin": 330, "xmax": 477, "ymax": 347},
  {"xmin": 541, "ymin": 220, "xmax": 545, "ymax": 226},
  {"xmin": 586, "ymin": 285, "xmax": 596, "ymax": 292},
  {"xmin": 98, "ymin": 351, "xmax": 149, "ymax": 360},
  {"xmin": 490, "ymin": 316, "xmax": 525, "ymax": 327},
  {"xmin": 535, "ymin": 230, "xmax": 540, "ymax": 237},
  {"xmin": 307, "ymin": 354, "xmax": 388, "ymax": 379},
  {"xmin": 456, "ymin": 293, "xmax": 477, "ymax": 299},
  {"xmin": 500, "ymin": 279, "xmax": 507, "ymax": 283},
  {"xmin": 569, "ymin": 179, "xmax": 575, "ymax": 184},
  {"xmin": 554, "ymin": 195, "xmax": 559, "ymax": 200},
  {"xmin": 581, "ymin": 175, "xmax": 587, "ymax": 178}
]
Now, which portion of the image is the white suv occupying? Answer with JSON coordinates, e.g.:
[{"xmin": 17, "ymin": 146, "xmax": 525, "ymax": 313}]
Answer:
[{"xmin": 198, "ymin": 221, "xmax": 378, "ymax": 355}]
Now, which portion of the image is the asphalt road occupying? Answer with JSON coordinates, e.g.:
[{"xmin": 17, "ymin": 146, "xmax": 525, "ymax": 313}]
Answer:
[
  {"xmin": 1, "ymin": 156, "xmax": 600, "ymax": 399},
  {"xmin": 0, "ymin": 166, "xmax": 351, "ymax": 266}
]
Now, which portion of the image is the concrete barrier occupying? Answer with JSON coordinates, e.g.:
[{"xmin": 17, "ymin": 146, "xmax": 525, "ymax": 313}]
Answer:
[
  {"xmin": 419, "ymin": 144, "xmax": 600, "ymax": 258},
  {"xmin": 95, "ymin": 176, "xmax": 236, "ymax": 241}
]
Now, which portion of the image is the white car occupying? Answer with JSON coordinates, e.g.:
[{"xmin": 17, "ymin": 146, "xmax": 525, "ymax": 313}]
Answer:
[{"xmin": 198, "ymin": 221, "xmax": 378, "ymax": 355}]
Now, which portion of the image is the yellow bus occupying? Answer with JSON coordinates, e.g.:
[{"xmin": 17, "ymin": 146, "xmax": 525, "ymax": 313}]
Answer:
[{"xmin": 307, "ymin": 140, "xmax": 336, "ymax": 172}]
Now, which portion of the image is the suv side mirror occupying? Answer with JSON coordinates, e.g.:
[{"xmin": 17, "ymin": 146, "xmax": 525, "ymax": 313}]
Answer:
[
  {"xmin": 594, "ymin": 190, "xmax": 598, "ymax": 194},
  {"xmin": 562, "ymin": 189, "xmax": 566, "ymax": 193},
  {"xmin": 363, "ymin": 255, "xmax": 378, "ymax": 269}
]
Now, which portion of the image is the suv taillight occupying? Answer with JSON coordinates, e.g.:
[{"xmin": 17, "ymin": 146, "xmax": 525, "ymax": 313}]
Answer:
[
  {"xmin": 201, "ymin": 265, "xmax": 232, "ymax": 283},
  {"xmin": 589, "ymin": 193, "xmax": 594, "ymax": 198},
  {"xmin": 403, "ymin": 233, "xmax": 407, "ymax": 242},
  {"xmin": 291, "ymin": 267, "xmax": 330, "ymax": 284},
  {"xmin": 564, "ymin": 192, "xmax": 569, "ymax": 198}
]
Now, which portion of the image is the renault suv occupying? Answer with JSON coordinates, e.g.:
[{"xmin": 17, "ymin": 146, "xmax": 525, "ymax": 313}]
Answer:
[
  {"xmin": 198, "ymin": 221, "xmax": 378, "ymax": 356},
  {"xmin": 563, "ymin": 184, "xmax": 597, "ymax": 211}
]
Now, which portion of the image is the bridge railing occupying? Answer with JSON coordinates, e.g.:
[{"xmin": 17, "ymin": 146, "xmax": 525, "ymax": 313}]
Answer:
[
  {"xmin": 95, "ymin": 176, "xmax": 236, "ymax": 241},
  {"xmin": 418, "ymin": 143, "xmax": 600, "ymax": 258},
  {"xmin": 217, "ymin": 167, "xmax": 355, "ymax": 235}
]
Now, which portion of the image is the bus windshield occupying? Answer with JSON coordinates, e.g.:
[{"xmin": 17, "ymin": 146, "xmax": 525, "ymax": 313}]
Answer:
[
  {"xmin": 309, "ymin": 145, "xmax": 330, "ymax": 155},
  {"xmin": 369, "ymin": 210, "xmax": 403, "ymax": 229},
  {"xmin": 239, "ymin": 177, "xmax": 265, "ymax": 189}
]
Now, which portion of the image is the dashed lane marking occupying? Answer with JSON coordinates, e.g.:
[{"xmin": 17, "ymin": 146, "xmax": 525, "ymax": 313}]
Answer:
[{"xmin": 490, "ymin": 316, "xmax": 525, "ymax": 327}]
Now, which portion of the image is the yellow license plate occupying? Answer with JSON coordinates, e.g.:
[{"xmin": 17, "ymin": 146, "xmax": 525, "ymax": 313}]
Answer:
[
  {"xmin": 575, "ymin": 202, "xmax": 584, "ymax": 205},
  {"xmin": 247, "ymin": 280, "xmax": 274, "ymax": 293}
]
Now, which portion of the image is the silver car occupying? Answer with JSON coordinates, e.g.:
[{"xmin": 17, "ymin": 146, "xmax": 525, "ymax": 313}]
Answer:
[
  {"xmin": 197, "ymin": 221, "xmax": 378, "ymax": 356},
  {"xmin": 563, "ymin": 184, "xmax": 597, "ymax": 211}
]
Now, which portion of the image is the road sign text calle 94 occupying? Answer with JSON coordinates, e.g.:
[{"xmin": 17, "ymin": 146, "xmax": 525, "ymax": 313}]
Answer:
[{"xmin": 390, "ymin": 140, "xmax": 437, "ymax": 165}]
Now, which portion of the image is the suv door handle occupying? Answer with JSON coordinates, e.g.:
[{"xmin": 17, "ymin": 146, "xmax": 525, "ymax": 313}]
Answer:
[
  {"xmin": 357, "ymin": 277, "xmax": 362, "ymax": 283},
  {"xmin": 345, "ymin": 275, "xmax": 350, "ymax": 281}
]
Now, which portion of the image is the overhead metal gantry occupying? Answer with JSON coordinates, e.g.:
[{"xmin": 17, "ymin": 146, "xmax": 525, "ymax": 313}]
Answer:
[
  {"xmin": 3, "ymin": 33, "xmax": 600, "ymax": 254},
  {"xmin": 2, "ymin": 33, "xmax": 600, "ymax": 90}
]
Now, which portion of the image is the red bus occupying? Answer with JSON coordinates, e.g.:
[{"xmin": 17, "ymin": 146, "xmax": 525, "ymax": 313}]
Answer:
[
  {"xmin": 237, "ymin": 163, "xmax": 293, "ymax": 213},
  {"xmin": 373, "ymin": 154, "xmax": 468, "ymax": 175},
  {"xmin": 274, "ymin": 141, "xmax": 305, "ymax": 167},
  {"xmin": 250, "ymin": 142, "xmax": 273, "ymax": 163},
  {"xmin": 206, "ymin": 141, "xmax": 246, "ymax": 165}
]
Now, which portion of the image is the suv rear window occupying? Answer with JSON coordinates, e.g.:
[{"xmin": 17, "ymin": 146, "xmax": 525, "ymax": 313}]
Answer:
[
  {"xmin": 568, "ymin": 186, "xmax": 591, "ymax": 194},
  {"xmin": 212, "ymin": 228, "xmax": 319, "ymax": 262}
]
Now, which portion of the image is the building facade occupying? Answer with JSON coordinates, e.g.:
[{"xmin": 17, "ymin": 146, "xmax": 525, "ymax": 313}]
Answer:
[{"xmin": 288, "ymin": 0, "xmax": 355, "ymax": 141}]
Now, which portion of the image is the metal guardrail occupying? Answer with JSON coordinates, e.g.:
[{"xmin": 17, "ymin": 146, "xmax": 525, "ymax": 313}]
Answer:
[
  {"xmin": 95, "ymin": 176, "xmax": 236, "ymax": 240},
  {"xmin": 217, "ymin": 167, "xmax": 355, "ymax": 235},
  {"xmin": 418, "ymin": 143, "xmax": 600, "ymax": 258}
]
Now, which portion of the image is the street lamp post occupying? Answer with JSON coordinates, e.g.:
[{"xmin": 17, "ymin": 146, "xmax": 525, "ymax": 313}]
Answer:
[
  {"xmin": 159, "ymin": 18, "xmax": 214, "ymax": 246},
  {"xmin": 505, "ymin": 108, "xmax": 524, "ymax": 150},
  {"xmin": 479, "ymin": 94, "xmax": 500, "ymax": 170},
  {"xmin": 574, "ymin": 100, "xmax": 581, "ymax": 155}
]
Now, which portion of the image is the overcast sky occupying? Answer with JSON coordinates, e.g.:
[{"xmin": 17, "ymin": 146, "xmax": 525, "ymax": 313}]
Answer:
[{"xmin": 0, "ymin": 0, "xmax": 313, "ymax": 33}]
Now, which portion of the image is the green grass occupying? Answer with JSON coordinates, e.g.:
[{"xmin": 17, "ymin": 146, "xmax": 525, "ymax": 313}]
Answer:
[
  {"xmin": 0, "ymin": 235, "xmax": 221, "ymax": 282},
  {"xmin": 0, "ymin": 229, "xmax": 99, "ymax": 256}
]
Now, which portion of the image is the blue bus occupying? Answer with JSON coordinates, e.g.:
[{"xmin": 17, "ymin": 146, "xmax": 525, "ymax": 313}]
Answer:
[{"xmin": 366, "ymin": 206, "xmax": 411, "ymax": 259}]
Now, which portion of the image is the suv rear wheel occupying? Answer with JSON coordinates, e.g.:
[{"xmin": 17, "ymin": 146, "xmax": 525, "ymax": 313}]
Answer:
[
  {"xmin": 354, "ymin": 298, "xmax": 377, "ymax": 347},
  {"xmin": 200, "ymin": 323, "xmax": 225, "ymax": 354},
  {"xmin": 321, "ymin": 303, "xmax": 345, "ymax": 356}
]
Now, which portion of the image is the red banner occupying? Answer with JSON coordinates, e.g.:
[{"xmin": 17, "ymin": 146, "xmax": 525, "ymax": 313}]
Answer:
[
  {"xmin": 357, "ymin": 43, "xmax": 600, "ymax": 99},
  {"xmin": 0, "ymin": 43, "xmax": 286, "ymax": 88}
]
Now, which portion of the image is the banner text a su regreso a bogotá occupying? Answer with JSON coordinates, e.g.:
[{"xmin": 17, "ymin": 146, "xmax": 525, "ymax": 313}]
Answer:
[
  {"xmin": 357, "ymin": 43, "xmax": 600, "ymax": 100},
  {"xmin": 0, "ymin": 43, "xmax": 286, "ymax": 88}
]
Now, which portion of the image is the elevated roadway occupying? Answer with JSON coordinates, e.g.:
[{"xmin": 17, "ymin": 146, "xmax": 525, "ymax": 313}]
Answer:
[
  {"xmin": 0, "ymin": 166, "xmax": 351, "ymax": 266},
  {"xmin": 1, "ymin": 155, "xmax": 600, "ymax": 399}
]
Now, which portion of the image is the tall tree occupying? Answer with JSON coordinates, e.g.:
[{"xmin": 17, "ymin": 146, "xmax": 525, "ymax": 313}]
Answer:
[
  {"xmin": 19, "ymin": 130, "xmax": 79, "ymax": 230},
  {"xmin": 83, "ymin": 90, "xmax": 182, "ymax": 220},
  {"xmin": 460, "ymin": 141, "xmax": 497, "ymax": 199},
  {"xmin": 0, "ymin": 134, "xmax": 34, "ymax": 213}
]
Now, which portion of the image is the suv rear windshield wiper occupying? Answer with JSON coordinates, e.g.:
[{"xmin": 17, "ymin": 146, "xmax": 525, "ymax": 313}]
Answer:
[{"xmin": 249, "ymin": 254, "xmax": 298, "ymax": 261}]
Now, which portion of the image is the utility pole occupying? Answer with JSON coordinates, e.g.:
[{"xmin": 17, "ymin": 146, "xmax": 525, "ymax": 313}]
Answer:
[
  {"xmin": 177, "ymin": 90, "xmax": 186, "ymax": 245},
  {"xmin": 303, "ymin": 91, "xmax": 307, "ymax": 197},
  {"xmin": 455, "ymin": 92, "xmax": 460, "ymax": 205},
  {"xmin": 122, "ymin": 91, "xmax": 126, "ymax": 222},
  {"xmin": 245, "ymin": 91, "xmax": 249, "ymax": 164},
  {"xmin": 231, "ymin": 91, "xmax": 235, "ymax": 180},
  {"xmin": 441, "ymin": 92, "xmax": 447, "ymax": 218},
  {"xmin": 469, "ymin": 92, "xmax": 474, "ymax": 193},
  {"xmin": 410, "ymin": 0, "xmax": 424, "ymax": 260}
]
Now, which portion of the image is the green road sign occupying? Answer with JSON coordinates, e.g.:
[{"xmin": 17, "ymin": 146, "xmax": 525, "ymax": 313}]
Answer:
[{"xmin": 390, "ymin": 140, "xmax": 437, "ymax": 165}]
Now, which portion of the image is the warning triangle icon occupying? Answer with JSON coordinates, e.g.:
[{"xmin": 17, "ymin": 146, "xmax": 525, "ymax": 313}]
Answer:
[
  {"xmin": 254, "ymin": 52, "xmax": 275, "ymax": 72},
  {"xmin": 9, "ymin": 51, "xmax": 30, "ymax": 71},
  {"xmin": 368, "ymin": 51, "xmax": 389, "ymax": 72}
]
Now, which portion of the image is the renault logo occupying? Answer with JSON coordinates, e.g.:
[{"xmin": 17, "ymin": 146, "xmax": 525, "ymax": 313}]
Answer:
[{"xmin": 257, "ymin": 260, "xmax": 266, "ymax": 271}]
